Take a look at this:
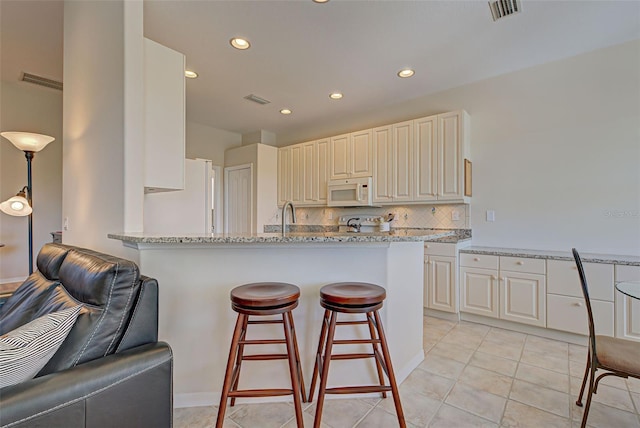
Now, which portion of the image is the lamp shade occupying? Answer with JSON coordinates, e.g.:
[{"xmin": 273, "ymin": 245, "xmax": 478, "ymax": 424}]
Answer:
[
  {"xmin": 1, "ymin": 131, "xmax": 55, "ymax": 152},
  {"xmin": 0, "ymin": 194, "xmax": 32, "ymax": 216}
]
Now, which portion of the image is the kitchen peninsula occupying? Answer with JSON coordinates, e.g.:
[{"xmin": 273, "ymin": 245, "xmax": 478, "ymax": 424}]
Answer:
[{"xmin": 109, "ymin": 229, "xmax": 455, "ymax": 407}]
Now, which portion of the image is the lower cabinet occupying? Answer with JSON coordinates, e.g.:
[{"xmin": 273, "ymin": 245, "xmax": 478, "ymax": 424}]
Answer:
[
  {"xmin": 424, "ymin": 243, "xmax": 461, "ymax": 314},
  {"xmin": 615, "ymin": 265, "xmax": 640, "ymax": 342},
  {"xmin": 460, "ymin": 254, "xmax": 546, "ymax": 327}
]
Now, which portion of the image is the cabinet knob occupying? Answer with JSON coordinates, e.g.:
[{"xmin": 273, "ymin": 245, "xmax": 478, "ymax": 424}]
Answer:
[
  {"xmin": 516, "ymin": 261, "xmax": 524, "ymax": 265},
  {"xmin": 491, "ymin": 276, "xmax": 497, "ymax": 280},
  {"xmin": 474, "ymin": 257, "xmax": 480, "ymax": 262},
  {"xmin": 500, "ymin": 276, "xmax": 505, "ymax": 281},
  {"xmin": 573, "ymin": 302, "xmax": 583, "ymax": 307}
]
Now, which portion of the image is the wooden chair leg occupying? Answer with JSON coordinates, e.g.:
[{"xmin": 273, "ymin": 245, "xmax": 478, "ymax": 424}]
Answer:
[
  {"xmin": 283, "ymin": 312, "xmax": 305, "ymax": 428},
  {"xmin": 216, "ymin": 314, "xmax": 246, "ymax": 428},
  {"xmin": 576, "ymin": 353, "xmax": 591, "ymax": 406},
  {"xmin": 313, "ymin": 311, "xmax": 337, "ymax": 428},
  {"xmin": 366, "ymin": 311, "xmax": 387, "ymax": 399},
  {"xmin": 580, "ymin": 360, "xmax": 598, "ymax": 428},
  {"xmin": 373, "ymin": 310, "xmax": 406, "ymax": 428},
  {"xmin": 308, "ymin": 309, "xmax": 330, "ymax": 402},
  {"xmin": 230, "ymin": 315, "xmax": 249, "ymax": 406},
  {"xmin": 287, "ymin": 311, "xmax": 307, "ymax": 403}
]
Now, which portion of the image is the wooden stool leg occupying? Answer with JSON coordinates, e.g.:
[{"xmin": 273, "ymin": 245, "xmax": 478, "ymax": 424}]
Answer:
[
  {"xmin": 216, "ymin": 313, "xmax": 246, "ymax": 428},
  {"xmin": 366, "ymin": 311, "xmax": 387, "ymax": 399},
  {"xmin": 308, "ymin": 309, "xmax": 330, "ymax": 402},
  {"xmin": 373, "ymin": 310, "xmax": 406, "ymax": 428},
  {"xmin": 313, "ymin": 311, "xmax": 337, "ymax": 428},
  {"xmin": 230, "ymin": 315, "xmax": 249, "ymax": 406},
  {"xmin": 283, "ymin": 312, "xmax": 305, "ymax": 428},
  {"xmin": 287, "ymin": 311, "xmax": 307, "ymax": 403}
]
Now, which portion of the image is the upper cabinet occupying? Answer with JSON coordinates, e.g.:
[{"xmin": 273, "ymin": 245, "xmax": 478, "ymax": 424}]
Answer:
[
  {"xmin": 278, "ymin": 109, "xmax": 471, "ymax": 206},
  {"xmin": 330, "ymin": 130, "xmax": 373, "ymax": 179},
  {"xmin": 144, "ymin": 38, "xmax": 186, "ymax": 192}
]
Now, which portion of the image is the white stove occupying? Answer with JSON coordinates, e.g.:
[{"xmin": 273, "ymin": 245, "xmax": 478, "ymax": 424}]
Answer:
[{"xmin": 338, "ymin": 215, "xmax": 385, "ymax": 233}]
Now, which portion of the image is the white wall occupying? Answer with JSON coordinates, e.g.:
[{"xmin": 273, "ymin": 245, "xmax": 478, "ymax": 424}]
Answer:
[
  {"xmin": 63, "ymin": 0, "xmax": 142, "ymax": 261},
  {"xmin": 186, "ymin": 121, "xmax": 241, "ymax": 166},
  {"xmin": 0, "ymin": 81, "xmax": 62, "ymax": 281}
]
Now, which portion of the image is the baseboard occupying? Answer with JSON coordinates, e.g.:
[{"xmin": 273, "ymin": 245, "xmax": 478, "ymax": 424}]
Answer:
[
  {"xmin": 0, "ymin": 277, "xmax": 26, "ymax": 285},
  {"xmin": 423, "ymin": 308, "xmax": 460, "ymax": 322},
  {"xmin": 395, "ymin": 349, "xmax": 425, "ymax": 384},
  {"xmin": 174, "ymin": 392, "xmax": 217, "ymax": 408}
]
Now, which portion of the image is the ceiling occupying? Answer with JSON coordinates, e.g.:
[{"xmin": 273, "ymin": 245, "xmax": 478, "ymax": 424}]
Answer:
[{"xmin": 2, "ymin": 1, "xmax": 639, "ymax": 146}]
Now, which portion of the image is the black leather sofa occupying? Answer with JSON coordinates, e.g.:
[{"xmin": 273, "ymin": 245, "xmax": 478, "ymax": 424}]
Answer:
[{"xmin": 0, "ymin": 243, "xmax": 173, "ymax": 428}]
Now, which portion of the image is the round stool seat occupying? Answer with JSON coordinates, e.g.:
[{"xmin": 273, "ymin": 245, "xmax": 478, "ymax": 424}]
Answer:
[
  {"xmin": 231, "ymin": 282, "xmax": 300, "ymax": 310},
  {"xmin": 320, "ymin": 282, "xmax": 386, "ymax": 308}
]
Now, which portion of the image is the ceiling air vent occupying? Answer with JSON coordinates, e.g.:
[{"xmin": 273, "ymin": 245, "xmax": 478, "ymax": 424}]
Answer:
[
  {"xmin": 489, "ymin": 0, "xmax": 521, "ymax": 21},
  {"xmin": 21, "ymin": 72, "xmax": 63, "ymax": 91},
  {"xmin": 243, "ymin": 94, "xmax": 271, "ymax": 105}
]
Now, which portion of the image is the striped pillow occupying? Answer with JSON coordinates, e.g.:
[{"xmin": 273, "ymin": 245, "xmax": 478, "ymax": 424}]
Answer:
[{"xmin": 0, "ymin": 305, "xmax": 82, "ymax": 388}]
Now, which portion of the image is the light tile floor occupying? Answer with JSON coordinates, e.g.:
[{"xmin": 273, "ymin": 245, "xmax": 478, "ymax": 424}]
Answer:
[{"xmin": 174, "ymin": 316, "xmax": 640, "ymax": 428}]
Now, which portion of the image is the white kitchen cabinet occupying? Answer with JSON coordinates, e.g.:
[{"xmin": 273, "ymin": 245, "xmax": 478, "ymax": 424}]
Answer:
[
  {"xmin": 615, "ymin": 265, "xmax": 640, "ymax": 342},
  {"xmin": 546, "ymin": 260, "xmax": 614, "ymax": 336},
  {"xmin": 290, "ymin": 145, "xmax": 304, "ymax": 204},
  {"xmin": 413, "ymin": 111, "xmax": 470, "ymax": 203},
  {"xmin": 144, "ymin": 38, "xmax": 186, "ymax": 192},
  {"xmin": 316, "ymin": 138, "xmax": 330, "ymax": 204},
  {"xmin": 277, "ymin": 146, "xmax": 292, "ymax": 206},
  {"xmin": 460, "ymin": 254, "xmax": 546, "ymax": 327},
  {"xmin": 302, "ymin": 142, "xmax": 315, "ymax": 205},
  {"xmin": 424, "ymin": 242, "xmax": 464, "ymax": 314},
  {"xmin": 330, "ymin": 130, "xmax": 372, "ymax": 179},
  {"xmin": 372, "ymin": 122, "xmax": 413, "ymax": 204},
  {"xmin": 413, "ymin": 115, "xmax": 437, "ymax": 202}
]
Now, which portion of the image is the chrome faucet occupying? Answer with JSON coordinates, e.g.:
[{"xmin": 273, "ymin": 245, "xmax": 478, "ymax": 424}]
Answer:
[
  {"xmin": 281, "ymin": 201, "xmax": 297, "ymax": 236},
  {"xmin": 346, "ymin": 217, "xmax": 361, "ymax": 233}
]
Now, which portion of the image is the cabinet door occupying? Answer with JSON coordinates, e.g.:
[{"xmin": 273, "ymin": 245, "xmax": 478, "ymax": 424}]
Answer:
[
  {"xmin": 350, "ymin": 130, "xmax": 373, "ymax": 177},
  {"xmin": 500, "ymin": 272, "xmax": 546, "ymax": 327},
  {"xmin": 413, "ymin": 116, "xmax": 437, "ymax": 201},
  {"xmin": 290, "ymin": 145, "xmax": 303, "ymax": 204},
  {"xmin": 330, "ymin": 134, "xmax": 350, "ymax": 179},
  {"xmin": 437, "ymin": 111, "xmax": 463, "ymax": 200},
  {"xmin": 460, "ymin": 267, "xmax": 498, "ymax": 318},
  {"xmin": 372, "ymin": 125, "xmax": 393, "ymax": 204},
  {"xmin": 144, "ymin": 39, "xmax": 186, "ymax": 191},
  {"xmin": 277, "ymin": 147, "xmax": 291, "ymax": 206},
  {"xmin": 615, "ymin": 265, "xmax": 640, "ymax": 342},
  {"xmin": 317, "ymin": 139, "xmax": 330, "ymax": 203},
  {"xmin": 426, "ymin": 256, "xmax": 457, "ymax": 313},
  {"xmin": 392, "ymin": 121, "xmax": 413, "ymax": 202},
  {"xmin": 302, "ymin": 142, "xmax": 316, "ymax": 204}
]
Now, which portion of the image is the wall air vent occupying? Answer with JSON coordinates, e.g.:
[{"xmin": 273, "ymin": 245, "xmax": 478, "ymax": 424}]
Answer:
[
  {"xmin": 243, "ymin": 94, "xmax": 271, "ymax": 105},
  {"xmin": 21, "ymin": 72, "xmax": 63, "ymax": 91},
  {"xmin": 489, "ymin": 0, "xmax": 521, "ymax": 21}
]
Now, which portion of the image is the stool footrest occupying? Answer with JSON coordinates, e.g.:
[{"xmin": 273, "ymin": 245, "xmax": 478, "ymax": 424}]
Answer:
[
  {"xmin": 336, "ymin": 320, "xmax": 369, "ymax": 325},
  {"xmin": 331, "ymin": 353, "xmax": 375, "ymax": 360},
  {"xmin": 228, "ymin": 389, "xmax": 294, "ymax": 398},
  {"xmin": 239, "ymin": 339, "xmax": 286, "ymax": 345},
  {"xmin": 242, "ymin": 354, "xmax": 289, "ymax": 360},
  {"xmin": 325, "ymin": 385, "xmax": 392, "ymax": 395},
  {"xmin": 248, "ymin": 319, "xmax": 283, "ymax": 325},
  {"xmin": 333, "ymin": 339, "xmax": 381, "ymax": 345}
]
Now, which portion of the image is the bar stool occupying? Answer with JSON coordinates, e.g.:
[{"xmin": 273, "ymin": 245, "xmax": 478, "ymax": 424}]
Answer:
[
  {"xmin": 216, "ymin": 282, "xmax": 306, "ymax": 428},
  {"xmin": 308, "ymin": 282, "xmax": 406, "ymax": 428}
]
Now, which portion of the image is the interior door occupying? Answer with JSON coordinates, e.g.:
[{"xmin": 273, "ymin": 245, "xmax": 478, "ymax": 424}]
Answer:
[{"xmin": 224, "ymin": 164, "xmax": 253, "ymax": 234}]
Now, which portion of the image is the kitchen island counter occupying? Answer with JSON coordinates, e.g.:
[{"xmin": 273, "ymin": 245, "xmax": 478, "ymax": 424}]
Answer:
[{"xmin": 109, "ymin": 233, "xmax": 428, "ymax": 408}]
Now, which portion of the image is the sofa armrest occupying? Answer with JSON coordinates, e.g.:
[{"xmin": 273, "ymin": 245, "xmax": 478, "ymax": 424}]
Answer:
[{"xmin": 0, "ymin": 342, "xmax": 173, "ymax": 428}]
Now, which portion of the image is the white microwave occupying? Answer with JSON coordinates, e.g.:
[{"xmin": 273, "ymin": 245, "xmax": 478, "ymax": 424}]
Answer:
[{"xmin": 327, "ymin": 177, "xmax": 374, "ymax": 207}]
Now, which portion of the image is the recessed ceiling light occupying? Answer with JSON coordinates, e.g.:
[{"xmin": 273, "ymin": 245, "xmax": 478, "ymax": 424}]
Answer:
[
  {"xmin": 397, "ymin": 69, "xmax": 415, "ymax": 78},
  {"xmin": 185, "ymin": 70, "xmax": 198, "ymax": 79},
  {"xmin": 329, "ymin": 92, "xmax": 343, "ymax": 100},
  {"xmin": 280, "ymin": 109, "xmax": 292, "ymax": 115},
  {"xmin": 230, "ymin": 37, "xmax": 251, "ymax": 50},
  {"xmin": 313, "ymin": 0, "xmax": 330, "ymax": 3}
]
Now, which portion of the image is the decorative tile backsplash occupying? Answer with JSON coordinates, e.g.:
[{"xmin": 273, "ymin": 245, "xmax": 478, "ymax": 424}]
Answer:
[{"xmin": 267, "ymin": 204, "xmax": 469, "ymax": 229}]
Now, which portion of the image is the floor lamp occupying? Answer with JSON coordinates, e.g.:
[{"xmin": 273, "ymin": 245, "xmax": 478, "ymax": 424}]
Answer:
[{"xmin": 0, "ymin": 132, "xmax": 55, "ymax": 275}]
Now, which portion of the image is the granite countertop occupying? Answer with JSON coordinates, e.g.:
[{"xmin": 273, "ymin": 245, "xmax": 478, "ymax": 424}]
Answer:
[
  {"xmin": 461, "ymin": 246, "xmax": 640, "ymax": 266},
  {"xmin": 108, "ymin": 229, "xmax": 457, "ymax": 245}
]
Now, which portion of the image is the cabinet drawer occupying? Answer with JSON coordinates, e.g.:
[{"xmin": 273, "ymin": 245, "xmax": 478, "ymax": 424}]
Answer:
[
  {"xmin": 547, "ymin": 260, "xmax": 613, "ymax": 302},
  {"xmin": 460, "ymin": 253, "xmax": 498, "ymax": 270},
  {"xmin": 547, "ymin": 294, "xmax": 614, "ymax": 336},
  {"xmin": 500, "ymin": 256, "xmax": 545, "ymax": 275},
  {"xmin": 424, "ymin": 242, "xmax": 457, "ymax": 257}
]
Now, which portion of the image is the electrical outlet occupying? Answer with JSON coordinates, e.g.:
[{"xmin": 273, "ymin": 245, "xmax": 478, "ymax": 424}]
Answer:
[
  {"xmin": 328, "ymin": 212, "xmax": 333, "ymax": 220},
  {"xmin": 451, "ymin": 210, "xmax": 460, "ymax": 221}
]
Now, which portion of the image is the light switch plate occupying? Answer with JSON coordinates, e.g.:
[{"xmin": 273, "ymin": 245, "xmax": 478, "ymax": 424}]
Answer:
[
  {"xmin": 486, "ymin": 210, "xmax": 496, "ymax": 222},
  {"xmin": 451, "ymin": 210, "xmax": 460, "ymax": 221}
]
